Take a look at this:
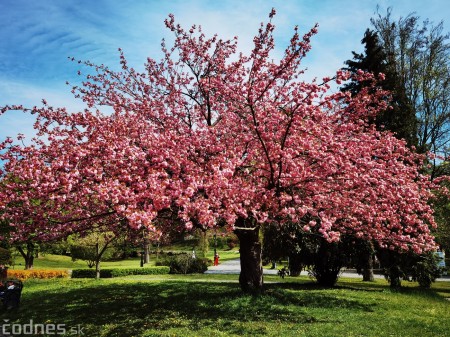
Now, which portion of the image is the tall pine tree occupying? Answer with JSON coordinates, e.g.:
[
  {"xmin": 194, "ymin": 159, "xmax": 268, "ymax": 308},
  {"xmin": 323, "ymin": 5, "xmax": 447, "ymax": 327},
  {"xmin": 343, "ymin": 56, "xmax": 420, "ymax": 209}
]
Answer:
[{"xmin": 343, "ymin": 29, "xmax": 418, "ymax": 148}]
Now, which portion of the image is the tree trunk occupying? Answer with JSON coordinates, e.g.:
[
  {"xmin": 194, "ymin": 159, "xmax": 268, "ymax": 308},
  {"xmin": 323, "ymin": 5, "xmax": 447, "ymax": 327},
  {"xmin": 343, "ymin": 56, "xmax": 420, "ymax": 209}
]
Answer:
[
  {"xmin": 25, "ymin": 254, "xmax": 34, "ymax": 270},
  {"xmin": 143, "ymin": 238, "xmax": 150, "ymax": 264},
  {"xmin": 288, "ymin": 253, "xmax": 303, "ymax": 277},
  {"xmin": 95, "ymin": 242, "xmax": 101, "ymax": 279},
  {"xmin": 313, "ymin": 240, "xmax": 342, "ymax": 287},
  {"xmin": 17, "ymin": 243, "xmax": 35, "ymax": 270},
  {"xmin": 234, "ymin": 223, "xmax": 263, "ymax": 294},
  {"xmin": 388, "ymin": 264, "xmax": 402, "ymax": 288},
  {"xmin": 362, "ymin": 253, "xmax": 374, "ymax": 282},
  {"xmin": 95, "ymin": 260, "xmax": 101, "ymax": 279}
]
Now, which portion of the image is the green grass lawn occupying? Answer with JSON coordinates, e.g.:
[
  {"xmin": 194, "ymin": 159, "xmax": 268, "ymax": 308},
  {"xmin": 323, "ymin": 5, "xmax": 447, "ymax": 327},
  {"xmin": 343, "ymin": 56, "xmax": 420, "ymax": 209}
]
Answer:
[
  {"xmin": 10, "ymin": 249, "xmax": 241, "ymax": 271},
  {"xmin": 1, "ymin": 275, "xmax": 449, "ymax": 337},
  {"xmin": 9, "ymin": 253, "xmax": 145, "ymax": 270}
]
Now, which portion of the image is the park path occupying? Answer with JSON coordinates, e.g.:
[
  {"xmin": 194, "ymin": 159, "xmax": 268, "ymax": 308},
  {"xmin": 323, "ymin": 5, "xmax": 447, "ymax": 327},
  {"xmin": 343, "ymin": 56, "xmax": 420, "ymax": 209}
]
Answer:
[
  {"xmin": 204, "ymin": 258, "xmax": 375, "ymax": 278},
  {"xmin": 204, "ymin": 258, "xmax": 369, "ymax": 277},
  {"xmin": 205, "ymin": 258, "xmax": 277, "ymax": 275},
  {"xmin": 205, "ymin": 258, "xmax": 450, "ymax": 282}
]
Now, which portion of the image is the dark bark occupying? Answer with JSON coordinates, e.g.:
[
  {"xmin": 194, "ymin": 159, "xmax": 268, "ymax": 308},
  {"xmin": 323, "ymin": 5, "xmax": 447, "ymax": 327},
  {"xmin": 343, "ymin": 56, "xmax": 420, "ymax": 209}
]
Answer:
[
  {"xmin": 143, "ymin": 238, "xmax": 150, "ymax": 264},
  {"xmin": 362, "ymin": 242, "xmax": 375, "ymax": 282},
  {"xmin": 17, "ymin": 242, "xmax": 35, "ymax": 270},
  {"xmin": 234, "ymin": 224, "xmax": 263, "ymax": 294},
  {"xmin": 25, "ymin": 255, "xmax": 34, "ymax": 270},
  {"xmin": 288, "ymin": 253, "xmax": 303, "ymax": 277},
  {"xmin": 95, "ymin": 242, "xmax": 101, "ymax": 279},
  {"xmin": 362, "ymin": 253, "xmax": 375, "ymax": 282},
  {"xmin": 312, "ymin": 241, "xmax": 343, "ymax": 287},
  {"xmin": 94, "ymin": 240, "xmax": 113, "ymax": 279},
  {"xmin": 388, "ymin": 265, "xmax": 402, "ymax": 288}
]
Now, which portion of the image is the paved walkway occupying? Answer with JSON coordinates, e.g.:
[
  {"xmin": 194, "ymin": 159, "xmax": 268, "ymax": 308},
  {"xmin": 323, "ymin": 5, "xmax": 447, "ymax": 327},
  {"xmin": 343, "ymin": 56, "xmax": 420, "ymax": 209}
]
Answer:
[
  {"xmin": 205, "ymin": 259, "xmax": 450, "ymax": 281},
  {"xmin": 205, "ymin": 258, "xmax": 277, "ymax": 275},
  {"xmin": 205, "ymin": 258, "xmax": 378, "ymax": 277}
]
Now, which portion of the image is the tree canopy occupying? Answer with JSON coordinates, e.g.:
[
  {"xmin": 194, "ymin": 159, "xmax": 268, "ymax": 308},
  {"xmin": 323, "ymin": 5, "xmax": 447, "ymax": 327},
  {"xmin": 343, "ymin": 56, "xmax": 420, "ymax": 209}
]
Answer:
[
  {"xmin": 371, "ymin": 7, "xmax": 450, "ymax": 160},
  {"xmin": 343, "ymin": 28, "xmax": 418, "ymax": 148},
  {"xmin": 0, "ymin": 9, "xmax": 440, "ymax": 291}
]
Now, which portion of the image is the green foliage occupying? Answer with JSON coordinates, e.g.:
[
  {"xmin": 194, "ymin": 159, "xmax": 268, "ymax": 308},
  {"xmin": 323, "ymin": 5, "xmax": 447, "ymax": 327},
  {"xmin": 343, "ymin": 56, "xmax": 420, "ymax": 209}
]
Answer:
[
  {"xmin": 168, "ymin": 254, "xmax": 209, "ymax": 274},
  {"xmin": 0, "ymin": 247, "xmax": 12, "ymax": 266},
  {"xmin": 263, "ymin": 224, "xmax": 374, "ymax": 285},
  {"xmin": 342, "ymin": 28, "xmax": 418, "ymax": 148},
  {"xmin": 410, "ymin": 252, "xmax": 444, "ymax": 288},
  {"xmin": 71, "ymin": 266, "xmax": 170, "ymax": 278},
  {"xmin": 208, "ymin": 233, "xmax": 239, "ymax": 250},
  {"xmin": 39, "ymin": 240, "xmax": 71, "ymax": 256},
  {"xmin": 378, "ymin": 249, "xmax": 443, "ymax": 288},
  {"xmin": 69, "ymin": 231, "xmax": 117, "ymax": 276},
  {"xmin": 70, "ymin": 244, "xmax": 113, "ymax": 268},
  {"xmin": 71, "ymin": 269, "xmax": 113, "ymax": 278},
  {"xmin": 108, "ymin": 267, "xmax": 170, "ymax": 277},
  {"xmin": 370, "ymin": 9, "xmax": 450, "ymax": 155},
  {"xmin": 304, "ymin": 238, "xmax": 351, "ymax": 287},
  {"xmin": 262, "ymin": 222, "xmax": 296, "ymax": 264}
]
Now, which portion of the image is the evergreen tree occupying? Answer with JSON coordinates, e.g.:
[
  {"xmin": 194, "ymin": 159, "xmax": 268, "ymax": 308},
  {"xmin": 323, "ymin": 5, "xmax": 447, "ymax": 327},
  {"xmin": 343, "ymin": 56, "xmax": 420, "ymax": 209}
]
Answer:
[{"xmin": 343, "ymin": 29, "xmax": 418, "ymax": 148}]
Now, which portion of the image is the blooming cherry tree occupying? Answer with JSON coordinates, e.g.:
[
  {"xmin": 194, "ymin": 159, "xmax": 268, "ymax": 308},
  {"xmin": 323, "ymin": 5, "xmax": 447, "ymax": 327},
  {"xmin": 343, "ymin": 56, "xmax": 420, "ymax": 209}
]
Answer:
[{"xmin": 0, "ymin": 9, "xmax": 438, "ymax": 292}]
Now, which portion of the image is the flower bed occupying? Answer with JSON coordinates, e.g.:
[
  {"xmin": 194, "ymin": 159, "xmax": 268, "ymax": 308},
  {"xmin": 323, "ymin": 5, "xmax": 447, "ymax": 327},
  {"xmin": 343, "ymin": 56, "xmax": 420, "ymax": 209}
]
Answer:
[{"xmin": 7, "ymin": 269, "xmax": 69, "ymax": 280}]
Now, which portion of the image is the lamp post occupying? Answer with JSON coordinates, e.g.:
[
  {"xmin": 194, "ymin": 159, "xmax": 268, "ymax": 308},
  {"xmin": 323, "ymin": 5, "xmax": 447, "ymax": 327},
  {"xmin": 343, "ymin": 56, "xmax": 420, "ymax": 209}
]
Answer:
[{"xmin": 140, "ymin": 227, "xmax": 145, "ymax": 268}]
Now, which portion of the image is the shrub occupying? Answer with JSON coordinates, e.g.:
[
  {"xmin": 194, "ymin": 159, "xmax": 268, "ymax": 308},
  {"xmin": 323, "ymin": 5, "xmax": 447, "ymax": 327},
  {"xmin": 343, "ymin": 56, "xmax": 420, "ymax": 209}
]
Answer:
[
  {"xmin": 109, "ymin": 267, "xmax": 170, "ymax": 277},
  {"xmin": 7, "ymin": 269, "xmax": 69, "ymax": 280},
  {"xmin": 189, "ymin": 258, "xmax": 209, "ymax": 273},
  {"xmin": 71, "ymin": 266, "xmax": 170, "ymax": 278},
  {"xmin": 155, "ymin": 254, "xmax": 172, "ymax": 267},
  {"xmin": 301, "ymin": 237, "xmax": 349, "ymax": 287},
  {"xmin": 227, "ymin": 236, "xmax": 239, "ymax": 249},
  {"xmin": 378, "ymin": 249, "xmax": 443, "ymax": 288},
  {"xmin": 168, "ymin": 255, "xmax": 208, "ymax": 274},
  {"xmin": 410, "ymin": 252, "xmax": 443, "ymax": 288},
  {"xmin": 71, "ymin": 269, "xmax": 111, "ymax": 278}
]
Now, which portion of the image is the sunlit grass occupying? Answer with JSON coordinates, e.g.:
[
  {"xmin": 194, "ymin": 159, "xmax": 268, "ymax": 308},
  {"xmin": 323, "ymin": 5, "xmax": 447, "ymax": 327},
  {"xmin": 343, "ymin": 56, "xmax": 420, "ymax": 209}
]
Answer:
[
  {"xmin": 1, "ymin": 275, "xmax": 449, "ymax": 336},
  {"xmin": 10, "ymin": 253, "xmax": 86, "ymax": 270},
  {"xmin": 10, "ymin": 248, "xmax": 241, "ymax": 271}
]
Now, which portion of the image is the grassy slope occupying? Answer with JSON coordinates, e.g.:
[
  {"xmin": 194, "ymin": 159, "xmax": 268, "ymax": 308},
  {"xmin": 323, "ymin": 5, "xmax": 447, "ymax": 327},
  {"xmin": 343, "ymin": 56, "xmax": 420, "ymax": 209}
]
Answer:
[
  {"xmin": 1, "ymin": 275, "xmax": 449, "ymax": 337},
  {"xmin": 10, "ymin": 249, "xmax": 241, "ymax": 271}
]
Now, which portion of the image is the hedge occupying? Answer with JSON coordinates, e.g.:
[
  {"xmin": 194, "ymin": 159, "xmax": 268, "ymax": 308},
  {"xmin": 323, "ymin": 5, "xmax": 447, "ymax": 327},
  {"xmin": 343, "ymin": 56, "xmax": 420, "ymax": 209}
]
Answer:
[
  {"xmin": 7, "ymin": 269, "xmax": 69, "ymax": 280},
  {"xmin": 71, "ymin": 266, "xmax": 170, "ymax": 278},
  {"xmin": 168, "ymin": 256, "xmax": 209, "ymax": 274}
]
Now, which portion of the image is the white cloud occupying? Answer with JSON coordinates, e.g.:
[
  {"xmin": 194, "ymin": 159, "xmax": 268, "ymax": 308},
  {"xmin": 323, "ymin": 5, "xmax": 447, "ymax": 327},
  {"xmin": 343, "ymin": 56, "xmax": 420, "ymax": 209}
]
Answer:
[{"xmin": 0, "ymin": 78, "xmax": 85, "ymax": 141}]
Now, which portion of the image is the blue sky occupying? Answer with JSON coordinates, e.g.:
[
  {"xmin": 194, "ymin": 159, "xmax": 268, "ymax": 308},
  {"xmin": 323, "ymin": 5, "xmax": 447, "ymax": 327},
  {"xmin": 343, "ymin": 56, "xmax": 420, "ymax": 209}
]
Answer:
[{"xmin": 1, "ymin": 0, "xmax": 450, "ymax": 141}]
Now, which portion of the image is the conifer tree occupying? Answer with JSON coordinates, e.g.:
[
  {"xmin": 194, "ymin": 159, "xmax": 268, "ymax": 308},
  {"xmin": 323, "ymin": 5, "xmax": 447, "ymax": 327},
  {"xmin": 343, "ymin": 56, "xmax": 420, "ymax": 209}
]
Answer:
[{"xmin": 343, "ymin": 29, "xmax": 418, "ymax": 148}]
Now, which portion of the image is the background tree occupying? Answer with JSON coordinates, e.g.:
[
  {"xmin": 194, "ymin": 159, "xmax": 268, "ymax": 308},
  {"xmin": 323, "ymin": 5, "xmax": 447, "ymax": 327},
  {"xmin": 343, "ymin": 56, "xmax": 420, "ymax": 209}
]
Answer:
[
  {"xmin": 262, "ymin": 222, "xmax": 304, "ymax": 276},
  {"xmin": 15, "ymin": 240, "xmax": 38, "ymax": 270},
  {"xmin": 342, "ymin": 28, "xmax": 418, "ymax": 148},
  {"xmin": 70, "ymin": 229, "xmax": 117, "ymax": 279},
  {"xmin": 371, "ymin": 7, "xmax": 450, "ymax": 165}
]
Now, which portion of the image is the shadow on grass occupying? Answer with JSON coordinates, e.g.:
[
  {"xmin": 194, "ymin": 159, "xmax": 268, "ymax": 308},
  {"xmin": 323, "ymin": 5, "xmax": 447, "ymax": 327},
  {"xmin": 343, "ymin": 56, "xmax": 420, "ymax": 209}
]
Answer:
[{"xmin": 0, "ymin": 280, "xmax": 382, "ymax": 336}]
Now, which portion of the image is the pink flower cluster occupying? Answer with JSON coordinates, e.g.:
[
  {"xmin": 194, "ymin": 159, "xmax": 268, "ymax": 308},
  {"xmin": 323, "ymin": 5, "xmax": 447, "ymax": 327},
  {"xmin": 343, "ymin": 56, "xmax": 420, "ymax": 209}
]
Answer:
[{"xmin": 0, "ymin": 11, "xmax": 439, "ymax": 253}]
